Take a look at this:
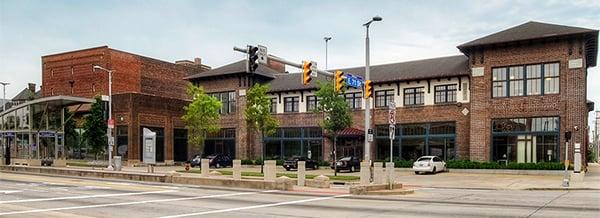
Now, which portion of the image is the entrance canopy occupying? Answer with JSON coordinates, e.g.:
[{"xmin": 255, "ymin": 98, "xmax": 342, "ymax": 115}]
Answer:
[
  {"xmin": 337, "ymin": 127, "xmax": 364, "ymax": 138},
  {"xmin": 1, "ymin": 95, "xmax": 94, "ymax": 163}
]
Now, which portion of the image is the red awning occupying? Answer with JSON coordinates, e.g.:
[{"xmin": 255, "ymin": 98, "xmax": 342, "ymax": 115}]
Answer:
[{"xmin": 337, "ymin": 127, "xmax": 364, "ymax": 137}]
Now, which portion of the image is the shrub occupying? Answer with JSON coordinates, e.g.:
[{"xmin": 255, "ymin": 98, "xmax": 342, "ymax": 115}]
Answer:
[
  {"xmin": 445, "ymin": 159, "xmax": 565, "ymax": 170},
  {"xmin": 318, "ymin": 161, "xmax": 330, "ymax": 166},
  {"xmin": 254, "ymin": 158, "xmax": 263, "ymax": 165},
  {"xmin": 240, "ymin": 159, "xmax": 254, "ymax": 165}
]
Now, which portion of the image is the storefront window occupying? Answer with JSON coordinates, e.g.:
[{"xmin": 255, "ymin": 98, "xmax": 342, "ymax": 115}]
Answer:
[
  {"xmin": 491, "ymin": 117, "xmax": 559, "ymax": 163},
  {"xmin": 375, "ymin": 122, "xmax": 456, "ymax": 161},
  {"xmin": 264, "ymin": 127, "xmax": 323, "ymax": 160}
]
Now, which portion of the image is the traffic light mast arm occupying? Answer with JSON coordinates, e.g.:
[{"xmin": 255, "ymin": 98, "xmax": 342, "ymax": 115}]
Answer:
[{"xmin": 234, "ymin": 46, "xmax": 334, "ymax": 77}]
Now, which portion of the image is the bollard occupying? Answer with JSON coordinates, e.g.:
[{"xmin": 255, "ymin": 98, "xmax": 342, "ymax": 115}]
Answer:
[
  {"xmin": 297, "ymin": 161, "xmax": 306, "ymax": 186},
  {"xmin": 373, "ymin": 162, "xmax": 384, "ymax": 184},
  {"xmin": 201, "ymin": 159, "xmax": 209, "ymax": 177},
  {"xmin": 147, "ymin": 165, "xmax": 154, "ymax": 173},
  {"xmin": 386, "ymin": 162, "xmax": 395, "ymax": 189},
  {"xmin": 360, "ymin": 161, "xmax": 370, "ymax": 185},
  {"xmin": 233, "ymin": 159, "xmax": 241, "ymax": 180},
  {"xmin": 264, "ymin": 160, "xmax": 276, "ymax": 181}
]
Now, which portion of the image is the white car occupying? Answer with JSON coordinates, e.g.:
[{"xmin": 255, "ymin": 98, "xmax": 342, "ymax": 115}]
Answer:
[{"xmin": 412, "ymin": 156, "xmax": 446, "ymax": 174}]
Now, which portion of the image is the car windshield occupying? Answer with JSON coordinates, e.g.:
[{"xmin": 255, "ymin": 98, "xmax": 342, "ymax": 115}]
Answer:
[
  {"xmin": 417, "ymin": 157, "xmax": 432, "ymax": 162},
  {"xmin": 340, "ymin": 157, "xmax": 351, "ymax": 161}
]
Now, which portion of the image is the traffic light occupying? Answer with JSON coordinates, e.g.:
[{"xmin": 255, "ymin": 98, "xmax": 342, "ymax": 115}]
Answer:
[
  {"xmin": 335, "ymin": 70, "xmax": 345, "ymax": 92},
  {"xmin": 302, "ymin": 61, "xmax": 312, "ymax": 85},
  {"xmin": 364, "ymin": 80, "xmax": 373, "ymax": 98},
  {"xmin": 248, "ymin": 46, "xmax": 259, "ymax": 72}
]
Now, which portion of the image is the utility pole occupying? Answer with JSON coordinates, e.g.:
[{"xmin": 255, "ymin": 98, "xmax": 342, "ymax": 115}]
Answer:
[
  {"xmin": 363, "ymin": 16, "xmax": 382, "ymax": 165},
  {"xmin": 324, "ymin": 37, "xmax": 332, "ymax": 70},
  {"xmin": 93, "ymin": 65, "xmax": 115, "ymax": 171},
  {"xmin": 0, "ymin": 82, "xmax": 9, "ymax": 112}
]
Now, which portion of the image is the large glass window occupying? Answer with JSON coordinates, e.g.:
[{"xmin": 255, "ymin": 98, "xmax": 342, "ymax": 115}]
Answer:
[
  {"xmin": 264, "ymin": 127, "xmax": 323, "ymax": 161},
  {"xmin": 493, "ymin": 62, "xmax": 559, "ymax": 98},
  {"xmin": 209, "ymin": 91, "xmax": 236, "ymax": 114},
  {"xmin": 306, "ymin": 95, "xmax": 319, "ymax": 111},
  {"xmin": 204, "ymin": 128, "xmax": 236, "ymax": 158},
  {"xmin": 375, "ymin": 122, "xmax": 456, "ymax": 161},
  {"xmin": 284, "ymin": 96, "xmax": 299, "ymax": 113},
  {"xmin": 404, "ymin": 87, "xmax": 424, "ymax": 106},
  {"xmin": 434, "ymin": 84, "xmax": 457, "ymax": 104},
  {"xmin": 492, "ymin": 117, "xmax": 559, "ymax": 163},
  {"xmin": 116, "ymin": 126, "xmax": 128, "ymax": 160},
  {"xmin": 375, "ymin": 90, "xmax": 394, "ymax": 108},
  {"xmin": 544, "ymin": 63, "xmax": 559, "ymax": 94},
  {"xmin": 344, "ymin": 92, "xmax": 362, "ymax": 109}
]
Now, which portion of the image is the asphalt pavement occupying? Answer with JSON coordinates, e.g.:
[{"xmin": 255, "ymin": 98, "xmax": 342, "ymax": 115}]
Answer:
[{"xmin": 0, "ymin": 172, "xmax": 598, "ymax": 217}]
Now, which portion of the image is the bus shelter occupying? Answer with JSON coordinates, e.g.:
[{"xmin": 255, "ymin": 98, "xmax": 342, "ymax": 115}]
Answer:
[{"xmin": 0, "ymin": 95, "xmax": 93, "ymax": 166}]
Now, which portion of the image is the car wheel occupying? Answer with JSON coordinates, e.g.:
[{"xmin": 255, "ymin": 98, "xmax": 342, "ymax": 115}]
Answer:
[
  {"xmin": 414, "ymin": 171, "xmax": 419, "ymax": 175},
  {"xmin": 285, "ymin": 167, "xmax": 290, "ymax": 171},
  {"xmin": 350, "ymin": 166, "xmax": 355, "ymax": 172},
  {"xmin": 432, "ymin": 167, "xmax": 437, "ymax": 174},
  {"xmin": 313, "ymin": 165, "xmax": 318, "ymax": 170},
  {"xmin": 216, "ymin": 163, "xmax": 221, "ymax": 168}
]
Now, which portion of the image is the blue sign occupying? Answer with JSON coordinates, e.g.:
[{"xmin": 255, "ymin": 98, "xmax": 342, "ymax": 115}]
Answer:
[
  {"xmin": 345, "ymin": 74, "xmax": 364, "ymax": 89},
  {"xmin": 39, "ymin": 132, "xmax": 56, "ymax": 138}
]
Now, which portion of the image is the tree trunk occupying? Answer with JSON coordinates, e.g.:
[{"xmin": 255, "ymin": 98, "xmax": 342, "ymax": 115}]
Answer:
[
  {"xmin": 261, "ymin": 130, "xmax": 265, "ymax": 174},
  {"xmin": 334, "ymin": 134, "xmax": 338, "ymax": 177}
]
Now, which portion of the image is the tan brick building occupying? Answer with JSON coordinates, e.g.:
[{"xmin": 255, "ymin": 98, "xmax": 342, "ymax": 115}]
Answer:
[{"xmin": 187, "ymin": 21, "xmax": 598, "ymax": 166}]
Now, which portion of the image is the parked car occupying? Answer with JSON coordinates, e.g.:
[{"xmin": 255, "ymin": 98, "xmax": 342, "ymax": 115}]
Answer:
[
  {"xmin": 412, "ymin": 156, "xmax": 446, "ymax": 174},
  {"xmin": 283, "ymin": 156, "xmax": 318, "ymax": 171},
  {"xmin": 331, "ymin": 156, "xmax": 361, "ymax": 172},
  {"xmin": 187, "ymin": 154, "xmax": 233, "ymax": 168}
]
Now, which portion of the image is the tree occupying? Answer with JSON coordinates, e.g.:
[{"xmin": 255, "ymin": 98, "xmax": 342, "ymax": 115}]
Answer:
[
  {"xmin": 315, "ymin": 81, "xmax": 352, "ymax": 176},
  {"xmin": 83, "ymin": 96, "xmax": 107, "ymax": 160},
  {"xmin": 245, "ymin": 83, "xmax": 279, "ymax": 173},
  {"xmin": 182, "ymin": 84, "xmax": 222, "ymax": 157},
  {"xmin": 63, "ymin": 108, "xmax": 79, "ymax": 157}
]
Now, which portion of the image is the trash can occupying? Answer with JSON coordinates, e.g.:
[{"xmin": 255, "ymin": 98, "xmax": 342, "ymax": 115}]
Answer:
[{"xmin": 114, "ymin": 156, "xmax": 122, "ymax": 171}]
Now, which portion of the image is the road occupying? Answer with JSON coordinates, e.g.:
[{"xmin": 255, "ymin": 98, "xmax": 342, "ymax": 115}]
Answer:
[{"xmin": 0, "ymin": 172, "xmax": 598, "ymax": 218}]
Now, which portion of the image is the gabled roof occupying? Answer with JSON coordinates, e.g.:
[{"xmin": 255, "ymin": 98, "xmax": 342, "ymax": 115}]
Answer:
[
  {"xmin": 268, "ymin": 55, "xmax": 469, "ymax": 92},
  {"xmin": 458, "ymin": 21, "xmax": 598, "ymax": 67},
  {"xmin": 184, "ymin": 60, "xmax": 279, "ymax": 80},
  {"xmin": 12, "ymin": 88, "xmax": 36, "ymax": 101}
]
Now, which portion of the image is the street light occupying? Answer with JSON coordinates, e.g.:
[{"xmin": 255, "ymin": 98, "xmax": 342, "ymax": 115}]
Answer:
[
  {"xmin": 93, "ymin": 65, "xmax": 114, "ymax": 170},
  {"xmin": 363, "ymin": 16, "xmax": 382, "ymax": 165},
  {"xmin": 0, "ymin": 82, "xmax": 9, "ymax": 112},
  {"xmin": 324, "ymin": 36, "xmax": 332, "ymax": 70}
]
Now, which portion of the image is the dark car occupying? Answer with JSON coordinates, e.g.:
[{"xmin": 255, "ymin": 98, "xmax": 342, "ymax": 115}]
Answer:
[
  {"xmin": 188, "ymin": 154, "xmax": 232, "ymax": 168},
  {"xmin": 283, "ymin": 156, "xmax": 318, "ymax": 171},
  {"xmin": 331, "ymin": 156, "xmax": 361, "ymax": 172}
]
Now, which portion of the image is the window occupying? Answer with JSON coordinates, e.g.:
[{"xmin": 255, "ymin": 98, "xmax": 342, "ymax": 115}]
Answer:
[
  {"xmin": 375, "ymin": 90, "xmax": 394, "ymax": 108},
  {"xmin": 492, "ymin": 68, "xmax": 507, "ymax": 97},
  {"xmin": 509, "ymin": 66, "xmax": 524, "ymax": 96},
  {"xmin": 264, "ymin": 127, "xmax": 324, "ymax": 160},
  {"xmin": 306, "ymin": 95, "xmax": 319, "ymax": 111},
  {"xmin": 492, "ymin": 62, "xmax": 559, "ymax": 98},
  {"xmin": 544, "ymin": 63, "xmax": 559, "ymax": 94},
  {"xmin": 209, "ymin": 91, "xmax": 236, "ymax": 114},
  {"xmin": 403, "ymin": 87, "xmax": 424, "ymax": 106},
  {"xmin": 434, "ymin": 84, "xmax": 457, "ymax": 104},
  {"xmin": 270, "ymin": 98, "xmax": 277, "ymax": 113},
  {"xmin": 284, "ymin": 96, "xmax": 299, "ymax": 112},
  {"xmin": 526, "ymin": 64, "xmax": 541, "ymax": 95},
  {"xmin": 345, "ymin": 92, "xmax": 362, "ymax": 109},
  {"xmin": 491, "ymin": 117, "xmax": 560, "ymax": 163}
]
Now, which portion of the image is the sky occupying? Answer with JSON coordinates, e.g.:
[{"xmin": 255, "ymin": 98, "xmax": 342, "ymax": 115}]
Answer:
[{"xmin": 1, "ymin": 0, "xmax": 599, "ymax": 130}]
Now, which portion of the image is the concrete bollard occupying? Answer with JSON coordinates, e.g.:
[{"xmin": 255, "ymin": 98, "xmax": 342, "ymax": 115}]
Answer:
[
  {"xmin": 373, "ymin": 162, "xmax": 384, "ymax": 184},
  {"xmin": 360, "ymin": 161, "xmax": 370, "ymax": 185},
  {"xmin": 264, "ymin": 160, "xmax": 276, "ymax": 181},
  {"xmin": 386, "ymin": 162, "xmax": 395, "ymax": 188},
  {"xmin": 297, "ymin": 161, "xmax": 306, "ymax": 186},
  {"xmin": 233, "ymin": 159, "xmax": 241, "ymax": 180},
  {"xmin": 200, "ymin": 159, "xmax": 209, "ymax": 177},
  {"xmin": 147, "ymin": 165, "xmax": 154, "ymax": 173}
]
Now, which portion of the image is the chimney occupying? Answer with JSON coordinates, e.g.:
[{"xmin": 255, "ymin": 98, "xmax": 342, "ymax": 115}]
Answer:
[
  {"xmin": 28, "ymin": 83, "xmax": 36, "ymax": 93},
  {"xmin": 194, "ymin": 58, "xmax": 201, "ymax": 65}
]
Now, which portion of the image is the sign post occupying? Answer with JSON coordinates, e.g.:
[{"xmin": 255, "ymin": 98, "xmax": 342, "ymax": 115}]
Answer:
[{"xmin": 388, "ymin": 101, "xmax": 396, "ymax": 189}]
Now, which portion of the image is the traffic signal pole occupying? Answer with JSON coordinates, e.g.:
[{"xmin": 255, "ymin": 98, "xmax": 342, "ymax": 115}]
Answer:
[{"xmin": 234, "ymin": 46, "xmax": 335, "ymax": 77}]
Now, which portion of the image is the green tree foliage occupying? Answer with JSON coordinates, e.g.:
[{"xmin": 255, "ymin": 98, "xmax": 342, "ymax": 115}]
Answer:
[
  {"xmin": 182, "ymin": 84, "xmax": 222, "ymax": 156},
  {"xmin": 83, "ymin": 96, "xmax": 107, "ymax": 160},
  {"xmin": 63, "ymin": 109, "xmax": 79, "ymax": 152},
  {"xmin": 245, "ymin": 83, "xmax": 279, "ymax": 165},
  {"xmin": 315, "ymin": 81, "xmax": 352, "ymax": 175}
]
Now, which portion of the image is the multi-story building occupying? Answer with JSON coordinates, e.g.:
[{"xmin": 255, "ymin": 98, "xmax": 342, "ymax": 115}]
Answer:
[
  {"xmin": 42, "ymin": 46, "xmax": 210, "ymax": 165},
  {"xmin": 187, "ymin": 21, "xmax": 598, "ymax": 165}
]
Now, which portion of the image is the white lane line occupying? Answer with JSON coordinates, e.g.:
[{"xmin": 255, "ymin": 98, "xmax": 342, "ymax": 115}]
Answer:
[
  {"xmin": 0, "ymin": 190, "xmax": 277, "ymax": 216},
  {"xmin": 160, "ymin": 194, "xmax": 352, "ymax": 218},
  {"xmin": 0, "ymin": 189, "xmax": 175, "ymax": 204},
  {"xmin": 0, "ymin": 190, "xmax": 23, "ymax": 194}
]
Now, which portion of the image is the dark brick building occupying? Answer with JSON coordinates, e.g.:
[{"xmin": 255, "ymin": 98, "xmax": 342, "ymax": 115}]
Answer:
[
  {"xmin": 42, "ymin": 46, "xmax": 210, "ymax": 165},
  {"xmin": 187, "ymin": 21, "xmax": 598, "ymax": 167}
]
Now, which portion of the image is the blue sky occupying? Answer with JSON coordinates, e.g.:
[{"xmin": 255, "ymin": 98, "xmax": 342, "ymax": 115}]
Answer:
[{"xmin": 1, "ymin": 0, "xmax": 599, "ymax": 129}]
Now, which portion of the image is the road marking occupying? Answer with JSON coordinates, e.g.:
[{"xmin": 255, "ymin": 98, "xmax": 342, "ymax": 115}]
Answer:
[
  {"xmin": 160, "ymin": 194, "xmax": 351, "ymax": 218},
  {"xmin": 0, "ymin": 190, "xmax": 277, "ymax": 216},
  {"xmin": 0, "ymin": 190, "xmax": 23, "ymax": 194},
  {"xmin": 0, "ymin": 189, "xmax": 175, "ymax": 204}
]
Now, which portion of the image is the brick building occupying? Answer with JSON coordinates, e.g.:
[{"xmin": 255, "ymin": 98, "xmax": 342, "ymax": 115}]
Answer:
[
  {"xmin": 186, "ymin": 21, "xmax": 598, "ymax": 166},
  {"xmin": 41, "ymin": 46, "xmax": 210, "ymax": 165}
]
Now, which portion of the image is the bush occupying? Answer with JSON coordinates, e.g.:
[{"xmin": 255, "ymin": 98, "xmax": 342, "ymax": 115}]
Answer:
[
  {"xmin": 318, "ymin": 161, "xmax": 330, "ymax": 166},
  {"xmin": 240, "ymin": 159, "xmax": 254, "ymax": 165},
  {"xmin": 254, "ymin": 158, "xmax": 263, "ymax": 165},
  {"xmin": 394, "ymin": 159, "xmax": 414, "ymax": 168},
  {"xmin": 446, "ymin": 159, "xmax": 565, "ymax": 170},
  {"xmin": 276, "ymin": 159, "xmax": 284, "ymax": 166}
]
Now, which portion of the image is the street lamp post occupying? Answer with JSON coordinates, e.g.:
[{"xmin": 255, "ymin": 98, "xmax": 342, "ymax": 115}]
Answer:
[
  {"xmin": 363, "ymin": 16, "xmax": 382, "ymax": 165},
  {"xmin": 93, "ymin": 65, "xmax": 114, "ymax": 170},
  {"xmin": 324, "ymin": 37, "xmax": 332, "ymax": 70}
]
